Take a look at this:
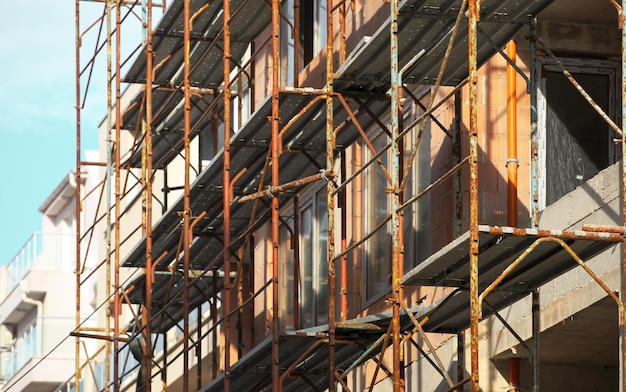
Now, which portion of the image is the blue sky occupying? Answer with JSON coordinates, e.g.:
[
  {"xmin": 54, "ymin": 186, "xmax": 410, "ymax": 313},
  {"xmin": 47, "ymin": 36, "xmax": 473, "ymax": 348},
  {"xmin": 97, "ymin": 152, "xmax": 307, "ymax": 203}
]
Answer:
[{"xmin": 0, "ymin": 1, "xmax": 102, "ymax": 264}]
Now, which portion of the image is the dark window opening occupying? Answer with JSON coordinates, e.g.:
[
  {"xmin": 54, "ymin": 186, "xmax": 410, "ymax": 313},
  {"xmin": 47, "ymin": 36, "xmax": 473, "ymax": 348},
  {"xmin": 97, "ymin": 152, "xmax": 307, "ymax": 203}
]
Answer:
[{"xmin": 545, "ymin": 71, "xmax": 612, "ymax": 205}]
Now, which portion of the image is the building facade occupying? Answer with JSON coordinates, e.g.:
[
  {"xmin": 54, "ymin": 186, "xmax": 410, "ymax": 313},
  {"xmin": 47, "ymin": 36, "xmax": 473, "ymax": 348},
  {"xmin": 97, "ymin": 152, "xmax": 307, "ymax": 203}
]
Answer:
[
  {"xmin": 0, "ymin": 158, "xmax": 99, "ymax": 392},
  {"xmin": 69, "ymin": 0, "xmax": 626, "ymax": 391}
]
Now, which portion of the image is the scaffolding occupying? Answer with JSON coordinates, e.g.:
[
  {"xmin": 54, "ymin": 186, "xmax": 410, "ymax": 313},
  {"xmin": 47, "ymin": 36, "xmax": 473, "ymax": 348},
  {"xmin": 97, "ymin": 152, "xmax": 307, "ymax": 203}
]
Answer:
[{"xmin": 70, "ymin": 0, "xmax": 626, "ymax": 391}]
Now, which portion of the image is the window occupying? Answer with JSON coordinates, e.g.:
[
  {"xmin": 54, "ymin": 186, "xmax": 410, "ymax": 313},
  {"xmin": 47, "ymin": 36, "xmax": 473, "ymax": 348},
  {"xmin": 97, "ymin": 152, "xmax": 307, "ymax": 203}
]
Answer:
[
  {"xmin": 279, "ymin": 186, "xmax": 329, "ymax": 329},
  {"xmin": 279, "ymin": 222, "xmax": 295, "ymax": 329},
  {"xmin": 537, "ymin": 57, "xmax": 618, "ymax": 208},
  {"xmin": 7, "ymin": 322, "xmax": 38, "ymax": 380},
  {"xmin": 403, "ymin": 98, "xmax": 431, "ymax": 269},
  {"xmin": 299, "ymin": 189, "xmax": 328, "ymax": 328},
  {"xmin": 301, "ymin": 0, "xmax": 327, "ymax": 65},
  {"xmin": 280, "ymin": 0, "xmax": 327, "ymax": 86},
  {"xmin": 280, "ymin": 0, "xmax": 296, "ymax": 87},
  {"xmin": 364, "ymin": 132, "xmax": 392, "ymax": 301},
  {"xmin": 199, "ymin": 116, "xmax": 223, "ymax": 169},
  {"xmin": 361, "ymin": 96, "xmax": 430, "ymax": 301}
]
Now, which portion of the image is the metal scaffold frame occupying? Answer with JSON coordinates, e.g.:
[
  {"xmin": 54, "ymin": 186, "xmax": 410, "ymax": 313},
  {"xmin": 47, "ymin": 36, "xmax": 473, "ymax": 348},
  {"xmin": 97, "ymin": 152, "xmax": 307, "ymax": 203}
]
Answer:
[{"xmin": 70, "ymin": 0, "xmax": 626, "ymax": 392}]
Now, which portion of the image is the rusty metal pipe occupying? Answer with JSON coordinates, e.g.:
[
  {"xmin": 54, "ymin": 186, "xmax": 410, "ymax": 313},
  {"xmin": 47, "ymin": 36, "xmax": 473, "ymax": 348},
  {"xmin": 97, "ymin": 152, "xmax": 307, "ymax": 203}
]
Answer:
[
  {"xmin": 621, "ymin": 10, "xmax": 626, "ymax": 385},
  {"xmin": 326, "ymin": 0, "xmax": 337, "ymax": 384},
  {"xmin": 238, "ymin": 172, "xmax": 327, "ymax": 202},
  {"xmin": 400, "ymin": 302, "xmax": 454, "ymax": 387},
  {"xmin": 182, "ymin": 0, "xmax": 192, "ymax": 388},
  {"xmin": 278, "ymin": 340, "xmax": 324, "ymax": 387},
  {"xmin": 468, "ymin": 0, "xmax": 480, "ymax": 390},
  {"xmin": 223, "ymin": 0, "xmax": 234, "ymax": 388},
  {"xmin": 482, "ymin": 225, "xmax": 624, "ymax": 242},
  {"xmin": 582, "ymin": 224, "xmax": 626, "ymax": 234},
  {"xmin": 271, "ymin": 0, "xmax": 281, "ymax": 389},
  {"xmin": 390, "ymin": 0, "xmax": 404, "ymax": 389},
  {"xmin": 479, "ymin": 237, "xmax": 624, "ymax": 309}
]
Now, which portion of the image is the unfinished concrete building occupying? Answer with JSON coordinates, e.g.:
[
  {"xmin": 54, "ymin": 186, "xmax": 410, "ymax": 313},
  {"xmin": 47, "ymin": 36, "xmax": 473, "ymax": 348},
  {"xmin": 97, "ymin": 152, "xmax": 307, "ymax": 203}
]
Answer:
[{"xmin": 67, "ymin": 0, "xmax": 626, "ymax": 391}]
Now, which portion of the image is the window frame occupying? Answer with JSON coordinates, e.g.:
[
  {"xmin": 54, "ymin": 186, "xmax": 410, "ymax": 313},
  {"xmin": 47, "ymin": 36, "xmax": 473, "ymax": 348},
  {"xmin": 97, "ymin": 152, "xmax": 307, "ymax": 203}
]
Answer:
[{"xmin": 536, "ymin": 56, "xmax": 618, "ymax": 210}]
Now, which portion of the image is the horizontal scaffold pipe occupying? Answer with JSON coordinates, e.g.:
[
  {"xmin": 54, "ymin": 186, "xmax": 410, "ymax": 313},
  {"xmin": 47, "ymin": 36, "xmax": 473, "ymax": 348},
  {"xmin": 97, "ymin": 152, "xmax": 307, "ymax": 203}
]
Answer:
[{"xmin": 237, "ymin": 171, "xmax": 333, "ymax": 202}]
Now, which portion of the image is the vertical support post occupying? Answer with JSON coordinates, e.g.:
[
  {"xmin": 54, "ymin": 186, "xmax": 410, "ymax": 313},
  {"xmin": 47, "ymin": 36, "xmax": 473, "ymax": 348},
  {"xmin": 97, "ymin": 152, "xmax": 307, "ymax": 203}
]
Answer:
[
  {"xmin": 197, "ymin": 306, "xmax": 203, "ymax": 390},
  {"xmin": 114, "ymin": 0, "xmax": 125, "ymax": 389},
  {"xmin": 223, "ymin": 0, "xmax": 234, "ymax": 390},
  {"xmin": 74, "ymin": 0, "xmax": 82, "ymax": 390},
  {"xmin": 467, "ymin": 0, "xmax": 480, "ymax": 391},
  {"xmin": 326, "ymin": 0, "xmax": 337, "ymax": 389},
  {"xmin": 390, "ymin": 0, "xmax": 405, "ymax": 390},
  {"xmin": 271, "ymin": 0, "xmax": 281, "ymax": 389},
  {"xmin": 532, "ymin": 289, "xmax": 539, "ymax": 392},
  {"xmin": 621, "ymin": 3, "xmax": 626, "ymax": 391},
  {"xmin": 212, "ymin": 273, "xmax": 218, "ymax": 378},
  {"xmin": 142, "ymin": 0, "xmax": 155, "ymax": 389},
  {"xmin": 457, "ymin": 331, "xmax": 465, "ymax": 383},
  {"xmin": 162, "ymin": 334, "xmax": 168, "ymax": 387},
  {"xmin": 182, "ymin": 0, "xmax": 192, "ymax": 389},
  {"xmin": 529, "ymin": 19, "xmax": 539, "ymax": 228},
  {"xmin": 105, "ymin": 2, "xmax": 114, "ymax": 390}
]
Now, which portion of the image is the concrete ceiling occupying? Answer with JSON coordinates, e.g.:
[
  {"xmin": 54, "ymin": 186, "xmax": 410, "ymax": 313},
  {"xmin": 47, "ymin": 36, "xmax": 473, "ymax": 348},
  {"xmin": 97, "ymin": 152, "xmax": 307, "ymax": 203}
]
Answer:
[{"xmin": 538, "ymin": 296, "xmax": 618, "ymax": 367}]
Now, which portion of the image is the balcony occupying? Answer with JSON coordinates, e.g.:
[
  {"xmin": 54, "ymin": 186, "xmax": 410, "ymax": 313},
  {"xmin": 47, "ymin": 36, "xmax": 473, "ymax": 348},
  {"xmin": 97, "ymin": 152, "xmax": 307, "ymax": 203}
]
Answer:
[
  {"xmin": 2, "ymin": 232, "xmax": 75, "ymax": 295},
  {"xmin": 0, "ymin": 232, "xmax": 75, "ymax": 327}
]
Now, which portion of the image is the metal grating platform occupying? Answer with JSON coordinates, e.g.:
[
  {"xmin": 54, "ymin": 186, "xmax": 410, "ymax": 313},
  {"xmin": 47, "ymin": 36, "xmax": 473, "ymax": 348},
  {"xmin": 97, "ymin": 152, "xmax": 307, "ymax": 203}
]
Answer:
[
  {"xmin": 200, "ymin": 299, "xmax": 448, "ymax": 392},
  {"xmin": 124, "ymin": 0, "xmax": 271, "ymax": 88},
  {"xmin": 334, "ymin": 0, "xmax": 553, "ymax": 93},
  {"xmin": 403, "ymin": 225, "xmax": 619, "ymax": 333}
]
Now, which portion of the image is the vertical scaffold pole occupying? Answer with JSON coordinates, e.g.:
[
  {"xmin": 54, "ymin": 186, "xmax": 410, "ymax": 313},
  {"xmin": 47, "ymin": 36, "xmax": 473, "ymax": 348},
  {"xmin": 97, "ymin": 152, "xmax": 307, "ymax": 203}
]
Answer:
[
  {"xmin": 621, "ymin": 2, "xmax": 626, "ymax": 391},
  {"xmin": 468, "ymin": 0, "xmax": 480, "ymax": 391},
  {"xmin": 326, "ymin": 0, "xmax": 336, "ymax": 388},
  {"xmin": 182, "ymin": 0, "xmax": 192, "ymax": 390},
  {"xmin": 114, "ymin": 0, "xmax": 124, "ymax": 389},
  {"xmin": 532, "ymin": 289, "xmax": 539, "ymax": 392},
  {"xmin": 271, "ymin": 0, "xmax": 281, "ymax": 390},
  {"xmin": 529, "ymin": 19, "xmax": 539, "ymax": 228},
  {"xmin": 74, "ymin": 0, "xmax": 83, "ymax": 389},
  {"xmin": 105, "ymin": 1, "xmax": 114, "ymax": 389},
  {"xmin": 390, "ymin": 0, "xmax": 405, "ymax": 390},
  {"xmin": 142, "ymin": 0, "xmax": 155, "ymax": 389},
  {"xmin": 223, "ymin": 0, "xmax": 234, "ymax": 390}
]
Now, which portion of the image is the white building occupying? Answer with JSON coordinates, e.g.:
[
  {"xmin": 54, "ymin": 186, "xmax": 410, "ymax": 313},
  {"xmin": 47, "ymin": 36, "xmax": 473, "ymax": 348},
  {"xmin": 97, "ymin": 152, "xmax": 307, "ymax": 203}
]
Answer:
[{"xmin": 0, "ymin": 153, "xmax": 99, "ymax": 392}]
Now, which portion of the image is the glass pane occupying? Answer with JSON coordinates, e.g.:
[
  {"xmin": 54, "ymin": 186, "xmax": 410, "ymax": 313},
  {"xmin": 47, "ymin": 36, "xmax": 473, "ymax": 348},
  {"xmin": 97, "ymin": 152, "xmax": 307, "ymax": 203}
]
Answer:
[
  {"xmin": 280, "ymin": 0, "xmax": 295, "ymax": 87},
  {"xmin": 279, "ymin": 224, "xmax": 294, "ymax": 329},
  {"xmin": 300, "ymin": 206, "xmax": 314, "ymax": 328},
  {"xmin": 366, "ymin": 134, "xmax": 391, "ymax": 299},
  {"xmin": 315, "ymin": 190, "xmax": 328, "ymax": 325}
]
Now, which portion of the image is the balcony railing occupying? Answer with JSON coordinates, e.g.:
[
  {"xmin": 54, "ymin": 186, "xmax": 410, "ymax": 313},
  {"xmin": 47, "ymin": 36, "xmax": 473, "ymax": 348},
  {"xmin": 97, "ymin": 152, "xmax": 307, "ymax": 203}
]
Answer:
[
  {"xmin": 0, "ymin": 323, "xmax": 38, "ymax": 382},
  {"xmin": 5, "ymin": 232, "xmax": 75, "ymax": 294}
]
